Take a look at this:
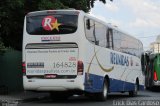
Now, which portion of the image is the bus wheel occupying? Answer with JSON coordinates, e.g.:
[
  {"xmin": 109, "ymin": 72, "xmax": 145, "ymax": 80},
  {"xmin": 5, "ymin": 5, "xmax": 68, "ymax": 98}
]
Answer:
[
  {"xmin": 129, "ymin": 81, "xmax": 138, "ymax": 97},
  {"xmin": 97, "ymin": 80, "xmax": 108, "ymax": 101}
]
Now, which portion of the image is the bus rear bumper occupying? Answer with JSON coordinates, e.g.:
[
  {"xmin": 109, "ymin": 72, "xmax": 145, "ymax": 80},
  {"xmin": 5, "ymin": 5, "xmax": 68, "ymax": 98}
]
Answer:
[
  {"xmin": 153, "ymin": 80, "xmax": 160, "ymax": 86},
  {"xmin": 23, "ymin": 76, "xmax": 84, "ymax": 91}
]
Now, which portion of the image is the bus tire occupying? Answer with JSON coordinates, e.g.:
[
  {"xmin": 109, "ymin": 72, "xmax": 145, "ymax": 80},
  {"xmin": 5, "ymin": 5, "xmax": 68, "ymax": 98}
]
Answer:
[
  {"xmin": 129, "ymin": 81, "xmax": 138, "ymax": 97},
  {"xmin": 97, "ymin": 80, "xmax": 108, "ymax": 101}
]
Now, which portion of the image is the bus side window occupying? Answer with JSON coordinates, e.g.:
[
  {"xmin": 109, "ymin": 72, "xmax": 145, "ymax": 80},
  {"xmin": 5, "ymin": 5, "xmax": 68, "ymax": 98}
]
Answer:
[
  {"xmin": 86, "ymin": 19, "xmax": 90, "ymax": 30},
  {"xmin": 112, "ymin": 29, "xmax": 121, "ymax": 52},
  {"xmin": 106, "ymin": 28, "xmax": 114, "ymax": 49},
  {"xmin": 85, "ymin": 18, "xmax": 96, "ymax": 44},
  {"xmin": 94, "ymin": 21, "xmax": 107, "ymax": 47},
  {"xmin": 141, "ymin": 53, "xmax": 147, "ymax": 75}
]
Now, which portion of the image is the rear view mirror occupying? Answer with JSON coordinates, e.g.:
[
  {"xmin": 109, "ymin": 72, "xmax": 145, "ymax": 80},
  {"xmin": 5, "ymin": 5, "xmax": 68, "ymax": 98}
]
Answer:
[{"xmin": 86, "ymin": 19, "xmax": 90, "ymax": 30}]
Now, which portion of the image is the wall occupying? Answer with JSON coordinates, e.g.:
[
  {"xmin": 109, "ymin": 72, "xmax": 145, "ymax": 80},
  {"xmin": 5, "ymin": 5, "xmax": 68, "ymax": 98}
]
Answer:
[{"xmin": 0, "ymin": 50, "xmax": 23, "ymax": 93}]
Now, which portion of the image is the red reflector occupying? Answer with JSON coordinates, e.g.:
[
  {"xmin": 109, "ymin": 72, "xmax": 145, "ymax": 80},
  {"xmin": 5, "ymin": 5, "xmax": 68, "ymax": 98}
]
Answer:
[
  {"xmin": 45, "ymin": 74, "xmax": 57, "ymax": 79},
  {"xmin": 154, "ymin": 71, "xmax": 158, "ymax": 81},
  {"xmin": 77, "ymin": 61, "xmax": 84, "ymax": 75},
  {"xmin": 22, "ymin": 62, "xmax": 26, "ymax": 74},
  {"xmin": 22, "ymin": 69, "xmax": 26, "ymax": 73},
  {"xmin": 22, "ymin": 62, "xmax": 26, "ymax": 67}
]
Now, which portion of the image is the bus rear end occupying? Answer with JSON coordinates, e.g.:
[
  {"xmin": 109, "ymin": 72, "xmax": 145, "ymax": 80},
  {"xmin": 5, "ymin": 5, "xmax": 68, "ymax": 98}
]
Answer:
[{"xmin": 22, "ymin": 10, "xmax": 84, "ymax": 93}]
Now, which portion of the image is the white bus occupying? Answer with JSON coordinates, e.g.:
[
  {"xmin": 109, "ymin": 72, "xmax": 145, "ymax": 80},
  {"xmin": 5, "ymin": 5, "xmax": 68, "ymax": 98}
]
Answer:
[{"xmin": 23, "ymin": 10, "xmax": 144, "ymax": 101}]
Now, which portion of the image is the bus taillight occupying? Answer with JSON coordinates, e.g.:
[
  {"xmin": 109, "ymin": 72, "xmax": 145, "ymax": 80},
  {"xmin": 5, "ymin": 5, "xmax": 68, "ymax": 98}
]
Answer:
[
  {"xmin": 154, "ymin": 71, "xmax": 158, "ymax": 81},
  {"xmin": 22, "ymin": 62, "xmax": 26, "ymax": 74},
  {"xmin": 77, "ymin": 60, "xmax": 84, "ymax": 75}
]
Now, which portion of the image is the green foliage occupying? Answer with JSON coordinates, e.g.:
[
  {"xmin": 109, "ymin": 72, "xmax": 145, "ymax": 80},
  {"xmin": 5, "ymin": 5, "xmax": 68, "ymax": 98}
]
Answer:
[
  {"xmin": 0, "ymin": 0, "xmax": 24, "ymax": 50},
  {"xmin": 38, "ymin": 0, "xmax": 66, "ymax": 10},
  {"xmin": 25, "ymin": 0, "xmax": 89, "ymax": 12},
  {"xmin": 0, "ymin": 37, "xmax": 6, "ymax": 54},
  {"xmin": 61, "ymin": 0, "xmax": 89, "ymax": 12},
  {"xmin": 88, "ymin": 0, "xmax": 113, "ymax": 11},
  {"xmin": 0, "ymin": 38, "xmax": 5, "ymax": 49},
  {"xmin": 0, "ymin": 0, "xmax": 112, "ymax": 50}
]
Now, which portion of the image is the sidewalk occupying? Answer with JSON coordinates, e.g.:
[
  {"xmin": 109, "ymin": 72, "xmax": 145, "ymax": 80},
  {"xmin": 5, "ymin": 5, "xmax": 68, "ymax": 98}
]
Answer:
[{"xmin": 0, "ymin": 91, "xmax": 49, "ymax": 102}]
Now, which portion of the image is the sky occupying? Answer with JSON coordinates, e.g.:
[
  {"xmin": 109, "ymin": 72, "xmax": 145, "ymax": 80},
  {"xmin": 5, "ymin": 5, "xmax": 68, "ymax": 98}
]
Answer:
[{"xmin": 90, "ymin": 0, "xmax": 160, "ymax": 50}]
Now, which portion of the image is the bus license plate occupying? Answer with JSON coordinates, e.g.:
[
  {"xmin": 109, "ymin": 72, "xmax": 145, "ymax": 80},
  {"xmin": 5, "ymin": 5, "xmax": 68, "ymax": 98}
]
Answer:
[{"xmin": 45, "ymin": 74, "xmax": 57, "ymax": 79}]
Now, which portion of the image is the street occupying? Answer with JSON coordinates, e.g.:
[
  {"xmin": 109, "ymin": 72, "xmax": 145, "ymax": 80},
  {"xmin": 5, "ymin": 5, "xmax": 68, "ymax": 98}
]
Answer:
[{"xmin": 18, "ymin": 89, "xmax": 160, "ymax": 106}]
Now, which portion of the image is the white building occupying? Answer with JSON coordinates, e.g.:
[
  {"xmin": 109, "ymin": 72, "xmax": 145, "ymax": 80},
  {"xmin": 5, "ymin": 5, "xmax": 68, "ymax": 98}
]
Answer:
[{"xmin": 150, "ymin": 35, "xmax": 160, "ymax": 53}]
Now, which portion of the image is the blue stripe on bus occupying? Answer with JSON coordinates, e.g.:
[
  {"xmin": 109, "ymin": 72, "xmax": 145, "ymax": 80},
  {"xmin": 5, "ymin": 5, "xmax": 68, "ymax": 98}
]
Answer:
[
  {"xmin": 84, "ymin": 73, "xmax": 104, "ymax": 93},
  {"xmin": 84, "ymin": 73, "xmax": 144, "ymax": 93}
]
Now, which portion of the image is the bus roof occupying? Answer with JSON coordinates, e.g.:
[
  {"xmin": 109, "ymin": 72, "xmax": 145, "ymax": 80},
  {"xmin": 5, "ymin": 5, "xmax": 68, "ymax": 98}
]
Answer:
[
  {"xmin": 26, "ymin": 9, "xmax": 143, "ymax": 47},
  {"xmin": 26, "ymin": 9, "xmax": 83, "ymax": 17}
]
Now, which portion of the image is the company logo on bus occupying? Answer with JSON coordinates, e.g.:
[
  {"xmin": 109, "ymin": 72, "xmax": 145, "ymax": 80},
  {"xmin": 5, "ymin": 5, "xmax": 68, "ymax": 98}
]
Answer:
[
  {"xmin": 42, "ymin": 16, "xmax": 61, "ymax": 31},
  {"xmin": 110, "ymin": 52, "xmax": 129, "ymax": 66}
]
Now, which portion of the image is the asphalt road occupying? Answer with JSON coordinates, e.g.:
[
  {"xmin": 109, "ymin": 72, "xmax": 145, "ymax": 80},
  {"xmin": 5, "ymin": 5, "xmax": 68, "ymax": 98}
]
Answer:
[{"xmin": 18, "ymin": 89, "xmax": 160, "ymax": 106}]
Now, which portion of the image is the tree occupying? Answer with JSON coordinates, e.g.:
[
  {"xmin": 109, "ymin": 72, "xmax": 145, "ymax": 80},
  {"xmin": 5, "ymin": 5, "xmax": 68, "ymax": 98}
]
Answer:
[
  {"xmin": 0, "ymin": 0, "xmax": 24, "ymax": 50},
  {"xmin": 25, "ymin": 0, "xmax": 89, "ymax": 12},
  {"xmin": 0, "ymin": 37, "xmax": 6, "ymax": 54},
  {"xmin": 0, "ymin": 0, "xmax": 112, "ymax": 50},
  {"xmin": 25, "ymin": 0, "xmax": 113, "ymax": 13}
]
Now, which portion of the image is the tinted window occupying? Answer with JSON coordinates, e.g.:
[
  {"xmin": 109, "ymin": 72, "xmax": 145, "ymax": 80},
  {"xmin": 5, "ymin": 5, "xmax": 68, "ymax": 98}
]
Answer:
[
  {"xmin": 95, "ymin": 22, "xmax": 107, "ymax": 47},
  {"xmin": 85, "ymin": 18, "xmax": 96, "ymax": 44},
  {"xmin": 84, "ymin": 18, "xmax": 107, "ymax": 48},
  {"xmin": 112, "ymin": 29, "xmax": 143, "ymax": 57},
  {"xmin": 26, "ymin": 14, "xmax": 78, "ymax": 35}
]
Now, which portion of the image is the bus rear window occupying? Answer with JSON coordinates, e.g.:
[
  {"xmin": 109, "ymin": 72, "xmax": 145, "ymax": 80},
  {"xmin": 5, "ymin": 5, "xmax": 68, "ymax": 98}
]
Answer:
[{"xmin": 26, "ymin": 14, "xmax": 78, "ymax": 35}]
